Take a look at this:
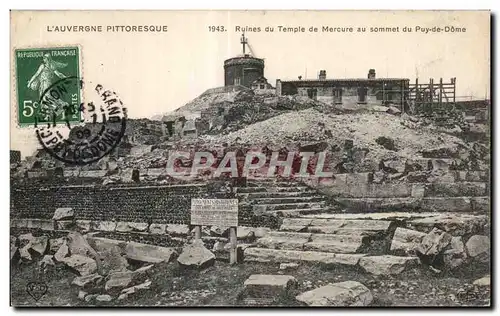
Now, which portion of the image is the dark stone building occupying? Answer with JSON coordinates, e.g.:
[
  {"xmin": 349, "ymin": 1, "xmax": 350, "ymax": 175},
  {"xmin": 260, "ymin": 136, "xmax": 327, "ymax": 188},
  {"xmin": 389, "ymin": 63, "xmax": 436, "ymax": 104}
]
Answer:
[
  {"xmin": 276, "ymin": 69, "xmax": 410, "ymax": 109},
  {"xmin": 224, "ymin": 34, "xmax": 265, "ymax": 88}
]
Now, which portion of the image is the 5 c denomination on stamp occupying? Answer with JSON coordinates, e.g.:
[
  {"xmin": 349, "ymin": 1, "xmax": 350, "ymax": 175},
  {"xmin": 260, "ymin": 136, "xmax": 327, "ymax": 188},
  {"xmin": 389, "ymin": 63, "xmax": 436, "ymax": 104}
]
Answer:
[{"xmin": 15, "ymin": 46, "xmax": 81, "ymax": 126}]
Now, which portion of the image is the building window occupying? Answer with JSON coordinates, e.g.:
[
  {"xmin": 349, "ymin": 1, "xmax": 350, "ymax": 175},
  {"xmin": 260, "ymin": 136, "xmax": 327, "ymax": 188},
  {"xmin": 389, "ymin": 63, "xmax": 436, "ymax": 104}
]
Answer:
[
  {"xmin": 357, "ymin": 87, "xmax": 367, "ymax": 103},
  {"xmin": 234, "ymin": 77, "xmax": 241, "ymax": 85},
  {"xmin": 307, "ymin": 88, "xmax": 318, "ymax": 100},
  {"xmin": 260, "ymin": 84, "xmax": 265, "ymax": 89},
  {"xmin": 333, "ymin": 88, "xmax": 343, "ymax": 104}
]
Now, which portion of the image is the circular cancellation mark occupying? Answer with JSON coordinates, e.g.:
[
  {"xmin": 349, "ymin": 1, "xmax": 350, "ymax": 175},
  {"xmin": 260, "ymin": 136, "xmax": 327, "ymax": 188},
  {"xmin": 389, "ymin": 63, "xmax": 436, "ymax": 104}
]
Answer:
[{"xmin": 34, "ymin": 76, "xmax": 127, "ymax": 165}]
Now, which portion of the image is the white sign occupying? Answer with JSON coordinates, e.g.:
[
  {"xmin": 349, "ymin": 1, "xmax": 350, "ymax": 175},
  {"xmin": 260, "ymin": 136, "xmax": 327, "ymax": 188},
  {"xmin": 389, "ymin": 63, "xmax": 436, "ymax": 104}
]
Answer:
[{"xmin": 190, "ymin": 199, "xmax": 238, "ymax": 227}]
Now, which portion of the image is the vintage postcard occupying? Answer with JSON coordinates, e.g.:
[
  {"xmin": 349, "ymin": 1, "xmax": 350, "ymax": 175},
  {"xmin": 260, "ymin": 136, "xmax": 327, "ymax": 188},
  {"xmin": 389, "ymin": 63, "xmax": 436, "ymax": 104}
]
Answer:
[{"xmin": 10, "ymin": 10, "xmax": 491, "ymax": 307}]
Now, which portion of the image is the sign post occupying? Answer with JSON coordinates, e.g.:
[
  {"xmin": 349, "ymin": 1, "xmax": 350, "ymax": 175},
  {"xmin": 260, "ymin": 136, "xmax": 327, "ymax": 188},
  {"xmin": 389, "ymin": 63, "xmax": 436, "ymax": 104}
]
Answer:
[{"xmin": 191, "ymin": 199, "xmax": 239, "ymax": 264}]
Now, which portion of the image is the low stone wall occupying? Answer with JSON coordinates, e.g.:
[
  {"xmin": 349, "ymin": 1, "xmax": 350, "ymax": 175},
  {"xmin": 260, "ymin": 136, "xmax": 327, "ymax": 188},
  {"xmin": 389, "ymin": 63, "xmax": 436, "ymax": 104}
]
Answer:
[{"xmin": 10, "ymin": 183, "xmax": 207, "ymax": 224}]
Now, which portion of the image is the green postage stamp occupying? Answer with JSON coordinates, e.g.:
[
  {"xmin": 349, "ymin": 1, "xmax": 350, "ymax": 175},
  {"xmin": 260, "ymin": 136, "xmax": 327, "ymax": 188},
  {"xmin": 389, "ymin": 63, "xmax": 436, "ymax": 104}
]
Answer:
[{"xmin": 15, "ymin": 46, "xmax": 81, "ymax": 126}]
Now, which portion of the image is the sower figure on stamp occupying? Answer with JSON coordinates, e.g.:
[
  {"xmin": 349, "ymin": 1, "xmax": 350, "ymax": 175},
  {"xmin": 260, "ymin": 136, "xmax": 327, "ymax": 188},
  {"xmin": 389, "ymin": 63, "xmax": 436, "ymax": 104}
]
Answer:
[{"xmin": 27, "ymin": 53, "xmax": 68, "ymax": 119}]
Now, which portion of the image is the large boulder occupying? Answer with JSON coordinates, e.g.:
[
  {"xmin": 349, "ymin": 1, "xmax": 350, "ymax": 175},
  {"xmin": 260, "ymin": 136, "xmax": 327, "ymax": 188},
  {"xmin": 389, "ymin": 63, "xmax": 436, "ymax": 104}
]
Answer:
[
  {"xmin": 72, "ymin": 273, "xmax": 104, "ymax": 289},
  {"xmin": 18, "ymin": 233, "xmax": 34, "ymax": 245},
  {"xmin": 86, "ymin": 237, "xmax": 128, "ymax": 274},
  {"xmin": 243, "ymin": 274, "xmax": 297, "ymax": 305},
  {"xmin": 67, "ymin": 231, "xmax": 99, "ymax": 259},
  {"xmin": 125, "ymin": 241, "xmax": 177, "ymax": 264},
  {"xmin": 443, "ymin": 237, "xmax": 467, "ymax": 270},
  {"xmin": 49, "ymin": 238, "xmax": 65, "ymax": 254},
  {"xmin": 390, "ymin": 228, "xmax": 426, "ymax": 254},
  {"xmin": 20, "ymin": 236, "xmax": 49, "ymax": 259},
  {"xmin": 54, "ymin": 241, "xmax": 70, "ymax": 262},
  {"xmin": 177, "ymin": 240, "xmax": 215, "ymax": 269},
  {"xmin": 61, "ymin": 255, "xmax": 97, "ymax": 276},
  {"xmin": 19, "ymin": 245, "xmax": 32, "ymax": 262},
  {"xmin": 465, "ymin": 235, "xmax": 490, "ymax": 260},
  {"xmin": 87, "ymin": 237, "xmax": 126, "ymax": 253},
  {"xmin": 359, "ymin": 255, "xmax": 419, "ymax": 275},
  {"xmin": 38, "ymin": 255, "xmax": 56, "ymax": 272},
  {"xmin": 104, "ymin": 270, "xmax": 136, "ymax": 292},
  {"xmin": 105, "ymin": 265, "xmax": 152, "ymax": 292},
  {"xmin": 52, "ymin": 208, "xmax": 75, "ymax": 221},
  {"xmin": 98, "ymin": 244, "xmax": 129, "ymax": 275},
  {"xmin": 118, "ymin": 280, "xmax": 152, "ymax": 300},
  {"xmin": 296, "ymin": 281, "xmax": 373, "ymax": 306},
  {"xmin": 416, "ymin": 227, "xmax": 452, "ymax": 257},
  {"xmin": 29, "ymin": 236, "xmax": 49, "ymax": 256}
]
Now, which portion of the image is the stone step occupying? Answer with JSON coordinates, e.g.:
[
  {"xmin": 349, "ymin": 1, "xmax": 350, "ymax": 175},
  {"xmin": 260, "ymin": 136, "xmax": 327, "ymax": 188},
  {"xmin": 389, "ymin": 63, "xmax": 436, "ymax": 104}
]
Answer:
[
  {"xmin": 271, "ymin": 208, "xmax": 330, "ymax": 217},
  {"xmin": 405, "ymin": 213, "xmax": 489, "ymax": 235},
  {"xmin": 236, "ymin": 186, "xmax": 312, "ymax": 193},
  {"xmin": 251, "ymin": 196, "xmax": 326, "ymax": 205},
  {"xmin": 423, "ymin": 182, "xmax": 487, "ymax": 197},
  {"xmin": 256, "ymin": 231, "xmax": 364, "ymax": 253},
  {"xmin": 333, "ymin": 196, "xmax": 489, "ymax": 213},
  {"xmin": 299, "ymin": 211, "xmax": 457, "ymax": 220},
  {"xmin": 243, "ymin": 247, "xmax": 366, "ymax": 266},
  {"xmin": 237, "ymin": 191, "xmax": 319, "ymax": 199},
  {"xmin": 253, "ymin": 202, "xmax": 326, "ymax": 211},
  {"xmin": 358, "ymin": 255, "xmax": 420, "ymax": 275},
  {"xmin": 314, "ymin": 181, "xmax": 488, "ymax": 198},
  {"xmin": 280, "ymin": 218, "xmax": 392, "ymax": 236},
  {"xmin": 246, "ymin": 180, "xmax": 303, "ymax": 187}
]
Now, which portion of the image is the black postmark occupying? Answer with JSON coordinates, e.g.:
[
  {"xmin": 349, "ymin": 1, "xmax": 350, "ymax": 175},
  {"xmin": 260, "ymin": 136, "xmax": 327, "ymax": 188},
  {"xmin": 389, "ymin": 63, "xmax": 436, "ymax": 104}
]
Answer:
[
  {"xmin": 26, "ymin": 281, "xmax": 48, "ymax": 301},
  {"xmin": 34, "ymin": 76, "xmax": 127, "ymax": 165}
]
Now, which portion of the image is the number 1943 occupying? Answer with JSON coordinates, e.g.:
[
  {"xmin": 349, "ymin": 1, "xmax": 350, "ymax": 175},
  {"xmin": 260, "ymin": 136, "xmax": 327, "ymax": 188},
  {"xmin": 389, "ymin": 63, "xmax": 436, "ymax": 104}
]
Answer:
[{"xmin": 208, "ymin": 26, "xmax": 226, "ymax": 32}]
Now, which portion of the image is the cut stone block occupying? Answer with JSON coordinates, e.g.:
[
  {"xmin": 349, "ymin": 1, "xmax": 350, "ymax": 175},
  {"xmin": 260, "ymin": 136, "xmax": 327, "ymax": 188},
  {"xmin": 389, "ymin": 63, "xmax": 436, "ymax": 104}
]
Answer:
[
  {"xmin": 243, "ymin": 248, "xmax": 364, "ymax": 266},
  {"xmin": 243, "ymin": 274, "xmax": 297, "ymax": 305},
  {"xmin": 166, "ymin": 224, "xmax": 190, "ymax": 236},
  {"xmin": 305, "ymin": 234, "xmax": 364, "ymax": 254},
  {"xmin": 91, "ymin": 221, "xmax": 117, "ymax": 232},
  {"xmin": 116, "ymin": 222, "xmax": 149, "ymax": 233},
  {"xmin": 359, "ymin": 255, "xmax": 419, "ymax": 275},
  {"xmin": 256, "ymin": 232, "xmax": 311, "ymax": 250},
  {"xmin": 416, "ymin": 227, "xmax": 452, "ymax": 256},
  {"xmin": 149, "ymin": 223, "xmax": 166, "ymax": 235},
  {"xmin": 390, "ymin": 227, "xmax": 426, "ymax": 254},
  {"xmin": 125, "ymin": 241, "xmax": 177, "ymax": 264},
  {"xmin": 296, "ymin": 281, "xmax": 373, "ymax": 306}
]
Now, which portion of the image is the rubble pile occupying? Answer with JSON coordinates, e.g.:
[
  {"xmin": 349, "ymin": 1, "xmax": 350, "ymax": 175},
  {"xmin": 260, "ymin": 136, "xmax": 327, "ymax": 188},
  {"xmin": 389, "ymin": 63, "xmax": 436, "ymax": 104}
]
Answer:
[{"xmin": 10, "ymin": 210, "xmax": 220, "ymax": 305}]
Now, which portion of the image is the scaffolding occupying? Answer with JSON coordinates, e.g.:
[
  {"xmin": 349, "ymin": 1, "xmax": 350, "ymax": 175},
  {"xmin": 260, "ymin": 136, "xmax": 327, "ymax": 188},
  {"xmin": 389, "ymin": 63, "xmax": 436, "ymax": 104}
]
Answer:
[{"xmin": 407, "ymin": 77, "xmax": 456, "ymax": 114}]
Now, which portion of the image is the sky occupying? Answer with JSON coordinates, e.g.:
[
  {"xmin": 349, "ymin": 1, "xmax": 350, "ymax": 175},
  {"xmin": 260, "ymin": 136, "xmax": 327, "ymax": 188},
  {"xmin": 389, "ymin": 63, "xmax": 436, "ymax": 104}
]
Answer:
[{"xmin": 10, "ymin": 10, "xmax": 490, "ymax": 157}]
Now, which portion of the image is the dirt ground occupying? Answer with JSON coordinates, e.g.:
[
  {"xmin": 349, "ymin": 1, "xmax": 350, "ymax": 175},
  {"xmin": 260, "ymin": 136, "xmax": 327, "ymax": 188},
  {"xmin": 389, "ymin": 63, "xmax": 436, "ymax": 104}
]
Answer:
[{"xmin": 10, "ymin": 258, "xmax": 491, "ymax": 307}]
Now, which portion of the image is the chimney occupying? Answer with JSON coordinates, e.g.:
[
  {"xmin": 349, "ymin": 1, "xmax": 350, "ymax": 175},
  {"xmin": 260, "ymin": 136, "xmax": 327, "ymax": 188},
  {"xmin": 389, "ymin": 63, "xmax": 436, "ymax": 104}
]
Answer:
[
  {"xmin": 368, "ymin": 69, "xmax": 376, "ymax": 79},
  {"xmin": 318, "ymin": 70, "xmax": 326, "ymax": 80}
]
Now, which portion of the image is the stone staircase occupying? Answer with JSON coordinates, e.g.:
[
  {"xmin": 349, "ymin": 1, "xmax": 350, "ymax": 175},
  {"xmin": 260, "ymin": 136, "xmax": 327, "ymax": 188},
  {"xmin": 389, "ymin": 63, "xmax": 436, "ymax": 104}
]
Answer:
[
  {"xmin": 235, "ymin": 174, "xmax": 489, "ymax": 273},
  {"xmin": 236, "ymin": 179, "xmax": 331, "ymax": 218}
]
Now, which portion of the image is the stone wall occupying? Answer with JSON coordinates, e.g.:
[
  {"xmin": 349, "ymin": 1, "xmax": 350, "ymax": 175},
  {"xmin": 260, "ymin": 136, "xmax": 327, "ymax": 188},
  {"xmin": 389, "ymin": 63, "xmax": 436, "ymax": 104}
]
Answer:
[{"xmin": 11, "ymin": 184, "xmax": 207, "ymax": 224}]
